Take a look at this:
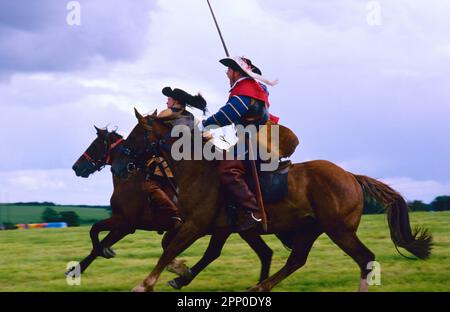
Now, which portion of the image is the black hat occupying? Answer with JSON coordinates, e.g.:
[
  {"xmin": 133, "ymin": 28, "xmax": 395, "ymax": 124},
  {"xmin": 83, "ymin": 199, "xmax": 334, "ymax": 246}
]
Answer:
[
  {"xmin": 162, "ymin": 87, "xmax": 207, "ymax": 112},
  {"xmin": 219, "ymin": 57, "xmax": 261, "ymax": 76}
]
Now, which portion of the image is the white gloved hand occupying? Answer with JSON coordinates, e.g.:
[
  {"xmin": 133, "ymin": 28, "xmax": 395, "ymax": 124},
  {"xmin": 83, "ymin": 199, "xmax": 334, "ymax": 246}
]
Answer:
[
  {"xmin": 194, "ymin": 117, "xmax": 212, "ymax": 141},
  {"xmin": 194, "ymin": 117, "xmax": 205, "ymax": 131}
]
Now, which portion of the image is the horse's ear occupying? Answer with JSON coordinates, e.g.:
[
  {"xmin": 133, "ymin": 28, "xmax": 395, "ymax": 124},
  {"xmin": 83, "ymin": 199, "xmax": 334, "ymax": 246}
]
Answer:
[
  {"xmin": 94, "ymin": 125, "xmax": 108, "ymax": 138},
  {"xmin": 94, "ymin": 125, "xmax": 102, "ymax": 134},
  {"xmin": 151, "ymin": 109, "xmax": 157, "ymax": 117},
  {"xmin": 134, "ymin": 107, "xmax": 144, "ymax": 121}
]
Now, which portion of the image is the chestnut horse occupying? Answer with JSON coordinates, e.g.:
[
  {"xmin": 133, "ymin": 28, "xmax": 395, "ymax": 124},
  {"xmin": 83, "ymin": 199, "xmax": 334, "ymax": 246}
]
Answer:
[
  {"xmin": 111, "ymin": 108, "xmax": 432, "ymax": 292},
  {"xmin": 68, "ymin": 126, "xmax": 273, "ymax": 288}
]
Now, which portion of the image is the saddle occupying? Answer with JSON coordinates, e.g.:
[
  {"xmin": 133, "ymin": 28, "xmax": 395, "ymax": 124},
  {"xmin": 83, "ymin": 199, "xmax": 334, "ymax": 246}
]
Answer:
[
  {"xmin": 224, "ymin": 159, "xmax": 291, "ymax": 227},
  {"xmin": 249, "ymin": 159, "xmax": 291, "ymax": 204}
]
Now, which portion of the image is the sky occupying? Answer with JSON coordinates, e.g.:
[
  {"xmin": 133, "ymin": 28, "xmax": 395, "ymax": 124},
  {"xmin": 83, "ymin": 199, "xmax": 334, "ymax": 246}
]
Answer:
[{"xmin": 0, "ymin": 0, "xmax": 449, "ymax": 205}]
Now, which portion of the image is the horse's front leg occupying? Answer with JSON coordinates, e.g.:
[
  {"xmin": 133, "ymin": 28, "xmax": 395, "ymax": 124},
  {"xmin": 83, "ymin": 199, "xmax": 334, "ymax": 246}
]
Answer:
[
  {"xmin": 161, "ymin": 228, "xmax": 191, "ymax": 277},
  {"xmin": 89, "ymin": 216, "xmax": 135, "ymax": 252},
  {"xmin": 85, "ymin": 230, "xmax": 124, "ymax": 268},
  {"xmin": 65, "ymin": 229, "xmax": 129, "ymax": 277},
  {"xmin": 133, "ymin": 222, "xmax": 202, "ymax": 292},
  {"xmin": 167, "ymin": 228, "xmax": 231, "ymax": 290}
]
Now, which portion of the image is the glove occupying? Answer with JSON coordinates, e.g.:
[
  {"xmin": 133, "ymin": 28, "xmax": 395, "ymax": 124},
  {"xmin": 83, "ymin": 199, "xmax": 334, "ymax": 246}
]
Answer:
[{"xmin": 196, "ymin": 119, "xmax": 212, "ymax": 141}]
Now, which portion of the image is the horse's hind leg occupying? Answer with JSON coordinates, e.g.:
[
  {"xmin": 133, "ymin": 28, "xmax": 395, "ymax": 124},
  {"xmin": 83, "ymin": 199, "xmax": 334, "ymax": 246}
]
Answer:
[
  {"xmin": 167, "ymin": 228, "xmax": 231, "ymax": 290},
  {"xmin": 249, "ymin": 224, "xmax": 322, "ymax": 292},
  {"xmin": 327, "ymin": 230, "xmax": 375, "ymax": 292},
  {"xmin": 239, "ymin": 231, "xmax": 273, "ymax": 283}
]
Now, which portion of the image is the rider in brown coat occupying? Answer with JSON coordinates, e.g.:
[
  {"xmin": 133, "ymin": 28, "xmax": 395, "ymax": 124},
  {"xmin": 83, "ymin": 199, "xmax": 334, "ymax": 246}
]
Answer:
[{"xmin": 144, "ymin": 87, "xmax": 206, "ymax": 228}]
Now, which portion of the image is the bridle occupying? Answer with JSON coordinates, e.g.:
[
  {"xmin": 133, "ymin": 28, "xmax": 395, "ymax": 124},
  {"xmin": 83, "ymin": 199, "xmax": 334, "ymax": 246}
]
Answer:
[
  {"xmin": 121, "ymin": 118, "xmax": 173, "ymax": 172},
  {"xmin": 119, "ymin": 118, "xmax": 178, "ymax": 196},
  {"xmin": 82, "ymin": 133, "xmax": 124, "ymax": 171}
]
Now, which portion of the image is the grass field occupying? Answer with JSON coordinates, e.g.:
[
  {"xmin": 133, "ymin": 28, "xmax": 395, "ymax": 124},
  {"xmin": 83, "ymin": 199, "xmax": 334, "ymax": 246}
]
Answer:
[
  {"xmin": 0, "ymin": 211, "xmax": 448, "ymax": 292},
  {"xmin": 0, "ymin": 205, "xmax": 110, "ymax": 225}
]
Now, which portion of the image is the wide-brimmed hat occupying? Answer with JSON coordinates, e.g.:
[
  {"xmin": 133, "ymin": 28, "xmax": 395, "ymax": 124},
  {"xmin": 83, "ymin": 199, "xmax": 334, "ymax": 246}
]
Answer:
[
  {"xmin": 162, "ymin": 87, "xmax": 207, "ymax": 112},
  {"xmin": 219, "ymin": 56, "xmax": 278, "ymax": 86}
]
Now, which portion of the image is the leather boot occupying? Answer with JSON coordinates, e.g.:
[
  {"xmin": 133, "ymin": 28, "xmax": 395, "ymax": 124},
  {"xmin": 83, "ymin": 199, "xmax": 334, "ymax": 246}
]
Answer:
[
  {"xmin": 143, "ymin": 179, "xmax": 182, "ymax": 229},
  {"xmin": 217, "ymin": 159, "xmax": 261, "ymax": 231}
]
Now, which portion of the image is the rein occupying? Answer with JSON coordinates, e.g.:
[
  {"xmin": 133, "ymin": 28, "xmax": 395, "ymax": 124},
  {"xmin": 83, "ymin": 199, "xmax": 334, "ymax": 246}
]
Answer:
[
  {"xmin": 83, "ymin": 135, "xmax": 124, "ymax": 170},
  {"xmin": 142, "ymin": 126, "xmax": 179, "ymax": 197},
  {"xmin": 106, "ymin": 137, "xmax": 124, "ymax": 164},
  {"xmin": 121, "ymin": 118, "xmax": 179, "ymax": 197}
]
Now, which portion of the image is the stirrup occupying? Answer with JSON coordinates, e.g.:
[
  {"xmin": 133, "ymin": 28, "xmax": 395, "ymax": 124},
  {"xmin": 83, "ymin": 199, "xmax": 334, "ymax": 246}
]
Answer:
[
  {"xmin": 172, "ymin": 216, "xmax": 182, "ymax": 222},
  {"xmin": 250, "ymin": 212, "xmax": 262, "ymax": 222},
  {"xmin": 171, "ymin": 216, "xmax": 183, "ymax": 229}
]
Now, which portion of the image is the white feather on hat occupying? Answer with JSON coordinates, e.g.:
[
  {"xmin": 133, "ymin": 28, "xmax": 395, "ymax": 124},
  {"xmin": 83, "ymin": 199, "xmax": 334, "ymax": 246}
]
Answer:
[{"xmin": 220, "ymin": 56, "xmax": 279, "ymax": 87}]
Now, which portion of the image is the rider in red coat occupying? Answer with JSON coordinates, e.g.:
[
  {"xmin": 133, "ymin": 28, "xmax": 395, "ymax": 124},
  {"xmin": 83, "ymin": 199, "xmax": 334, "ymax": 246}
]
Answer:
[{"xmin": 202, "ymin": 56, "xmax": 278, "ymax": 231}]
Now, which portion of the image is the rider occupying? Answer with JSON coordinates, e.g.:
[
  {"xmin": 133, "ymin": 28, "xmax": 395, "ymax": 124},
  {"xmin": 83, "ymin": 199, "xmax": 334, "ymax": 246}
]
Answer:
[
  {"xmin": 201, "ymin": 56, "xmax": 278, "ymax": 231},
  {"xmin": 144, "ymin": 87, "xmax": 207, "ymax": 229}
]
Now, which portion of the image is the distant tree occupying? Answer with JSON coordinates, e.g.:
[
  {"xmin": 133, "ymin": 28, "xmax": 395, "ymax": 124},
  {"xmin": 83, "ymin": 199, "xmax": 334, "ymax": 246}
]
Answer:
[
  {"xmin": 59, "ymin": 211, "xmax": 80, "ymax": 227},
  {"xmin": 14, "ymin": 202, "xmax": 55, "ymax": 206},
  {"xmin": 408, "ymin": 200, "xmax": 430, "ymax": 212},
  {"xmin": 431, "ymin": 196, "xmax": 450, "ymax": 211},
  {"xmin": 41, "ymin": 207, "xmax": 61, "ymax": 222}
]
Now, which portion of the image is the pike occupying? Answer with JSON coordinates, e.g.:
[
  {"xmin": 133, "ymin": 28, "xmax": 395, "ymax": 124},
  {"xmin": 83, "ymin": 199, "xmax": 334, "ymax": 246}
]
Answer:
[
  {"xmin": 206, "ymin": 0, "xmax": 230, "ymax": 57},
  {"xmin": 206, "ymin": 0, "xmax": 268, "ymax": 231}
]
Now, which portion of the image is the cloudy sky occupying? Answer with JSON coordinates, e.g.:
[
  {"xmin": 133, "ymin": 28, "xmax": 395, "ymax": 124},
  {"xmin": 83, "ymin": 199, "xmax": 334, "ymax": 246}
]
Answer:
[{"xmin": 1, "ymin": 0, "xmax": 449, "ymax": 205}]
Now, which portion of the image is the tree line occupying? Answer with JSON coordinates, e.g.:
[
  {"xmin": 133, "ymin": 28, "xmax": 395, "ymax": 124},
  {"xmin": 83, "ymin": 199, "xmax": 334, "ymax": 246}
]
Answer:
[
  {"xmin": 0, "ymin": 202, "xmax": 110, "ymax": 209},
  {"xmin": 364, "ymin": 195, "xmax": 450, "ymax": 214}
]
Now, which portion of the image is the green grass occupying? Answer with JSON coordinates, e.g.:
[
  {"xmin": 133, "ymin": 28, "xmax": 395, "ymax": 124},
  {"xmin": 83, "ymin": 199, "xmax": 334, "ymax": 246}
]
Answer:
[
  {"xmin": 0, "ymin": 212, "xmax": 448, "ymax": 292},
  {"xmin": 0, "ymin": 205, "xmax": 110, "ymax": 224}
]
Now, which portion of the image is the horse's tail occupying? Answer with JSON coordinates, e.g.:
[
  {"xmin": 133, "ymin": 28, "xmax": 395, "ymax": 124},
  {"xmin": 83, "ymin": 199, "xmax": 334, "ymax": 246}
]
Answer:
[{"xmin": 353, "ymin": 174, "xmax": 432, "ymax": 259}]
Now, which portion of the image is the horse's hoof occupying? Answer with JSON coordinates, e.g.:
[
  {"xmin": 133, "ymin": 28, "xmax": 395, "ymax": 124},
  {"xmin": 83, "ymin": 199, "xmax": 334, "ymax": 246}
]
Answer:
[
  {"xmin": 358, "ymin": 278, "xmax": 369, "ymax": 292},
  {"xmin": 167, "ymin": 279, "xmax": 182, "ymax": 290},
  {"xmin": 101, "ymin": 247, "xmax": 116, "ymax": 259},
  {"xmin": 132, "ymin": 285, "xmax": 145, "ymax": 292}
]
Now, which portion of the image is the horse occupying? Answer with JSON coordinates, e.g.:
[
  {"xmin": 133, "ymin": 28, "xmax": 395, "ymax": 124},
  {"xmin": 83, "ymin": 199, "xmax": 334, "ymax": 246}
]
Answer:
[
  {"xmin": 111, "ymin": 108, "xmax": 432, "ymax": 292},
  {"xmin": 69, "ymin": 125, "xmax": 273, "ymax": 289}
]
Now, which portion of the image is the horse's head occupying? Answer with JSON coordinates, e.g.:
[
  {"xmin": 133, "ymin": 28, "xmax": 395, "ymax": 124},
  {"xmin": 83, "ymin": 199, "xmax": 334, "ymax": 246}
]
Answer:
[
  {"xmin": 111, "ymin": 108, "xmax": 174, "ymax": 179},
  {"xmin": 72, "ymin": 126, "xmax": 124, "ymax": 178}
]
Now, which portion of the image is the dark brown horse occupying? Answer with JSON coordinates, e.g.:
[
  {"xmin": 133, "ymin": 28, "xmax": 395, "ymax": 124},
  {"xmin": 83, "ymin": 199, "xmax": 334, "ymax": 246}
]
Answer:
[
  {"xmin": 69, "ymin": 125, "xmax": 273, "ymax": 288},
  {"xmin": 112, "ymin": 109, "xmax": 432, "ymax": 292}
]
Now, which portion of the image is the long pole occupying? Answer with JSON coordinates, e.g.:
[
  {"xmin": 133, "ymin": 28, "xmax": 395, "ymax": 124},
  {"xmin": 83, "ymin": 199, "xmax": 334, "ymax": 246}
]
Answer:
[
  {"xmin": 248, "ymin": 141, "xmax": 268, "ymax": 231},
  {"xmin": 206, "ymin": 0, "xmax": 267, "ymax": 231},
  {"xmin": 206, "ymin": 0, "xmax": 230, "ymax": 57}
]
